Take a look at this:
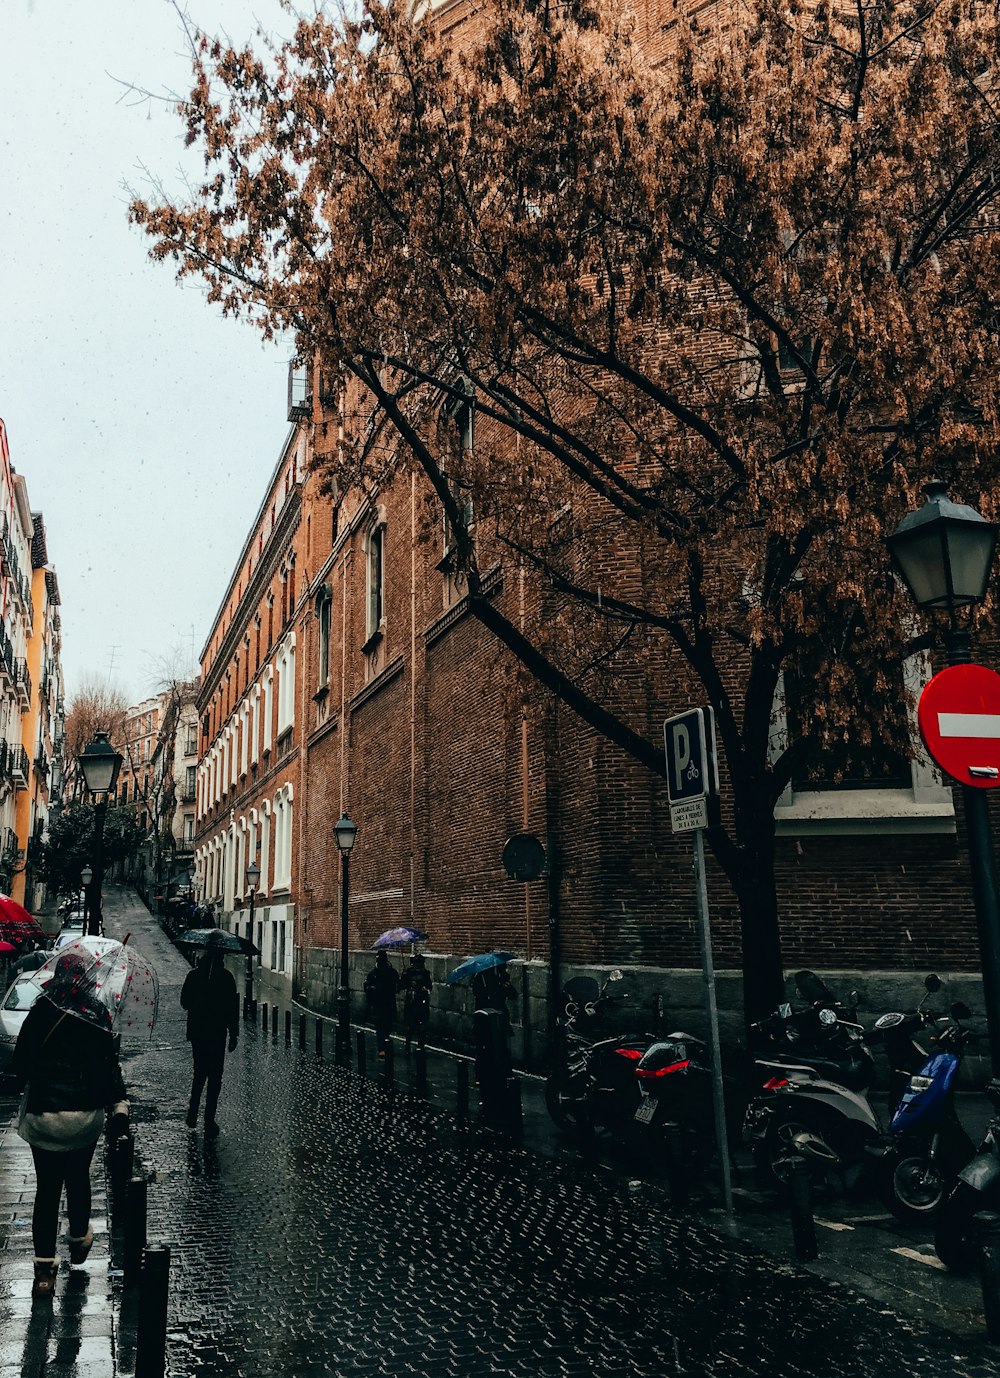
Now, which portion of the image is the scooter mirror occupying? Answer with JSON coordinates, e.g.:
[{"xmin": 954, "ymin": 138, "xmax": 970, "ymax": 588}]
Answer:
[
  {"xmin": 925, "ymin": 974, "xmax": 942, "ymax": 994},
  {"xmin": 608, "ymin": 969, "xmax": 623, "ymax": 981},
  {"xmin": 951, "ymin": 1000, "xmax": 972, "ymax": 1021}
]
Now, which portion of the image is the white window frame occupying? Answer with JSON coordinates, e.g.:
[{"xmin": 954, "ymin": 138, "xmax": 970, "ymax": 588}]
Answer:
[
  {"xmin": 262, "ymin": 667, "xmax": 274, "ymax": 754},
  {"xmin": 240, "ymin": 702, "xmax": 250, "ymax": 777},
  {"xmin": 364, "ymin": 513, "xmax": 387, "ymax": 643},
  {"xmin": 250, "ymin": 686, "xmax": 261, "ymax": 765},
  {"xmin": 772, "ymin": 652, "xmax": 955, "ymax": 836},
  {"xmin": 259, "ymin": 800, "xmax": 271, "ymax": 896}
]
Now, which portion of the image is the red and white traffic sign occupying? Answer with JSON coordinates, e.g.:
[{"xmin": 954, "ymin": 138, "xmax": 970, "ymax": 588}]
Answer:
[{"xmin": 918, "ymin": 664, "xmax": 1000, "ymax": 789}]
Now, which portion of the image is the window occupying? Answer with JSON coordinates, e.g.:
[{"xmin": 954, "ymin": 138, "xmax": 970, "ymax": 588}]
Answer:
[
  {"xmin": 184, "ymin": 814, "xmax": 194, "ymax": 844},
  {"xmin": 317, "ymin": 586, "xmax": 332, "ymax": 690},
  {"xmin": 262, "ymin": 668, "xmax": 274, "ymax": 753},
  {"xmin": 240, "ymin": 702, "xmax": 250, "ymax": 775},
  {"xmin": 185, "ymin": 765, "xmax": 196, "ymax": 799},
  {"xmin": 277, "ymin": 637, "xmax": 296, "ymax": 735},
  {"xmin": 259, "ymin": 802, "xmax": 271, "ymax": 894},
  {"xmin": 250, "ymin": 686, "xmax": 261, "ymax": 765},
  {"xmin": 365, "ymin": 521, "xmax": 385, "ymax": 641}
]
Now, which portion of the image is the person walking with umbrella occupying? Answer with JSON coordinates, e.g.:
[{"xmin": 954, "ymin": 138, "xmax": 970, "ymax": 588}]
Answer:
[
  {"xmin": 364, "ymin": 950, "xmax": 399, "ymax": 1057},
  {"xmin": 400, "ymin": 952, "xmax": 432, "ymax": 1053},
  {"xmin": 181, "ymin": 929, "xmax": 239, "ymax": 1137},
  {"xmin": 9, "ymin": 951, "xmax": 129, "ymax": 1298}
]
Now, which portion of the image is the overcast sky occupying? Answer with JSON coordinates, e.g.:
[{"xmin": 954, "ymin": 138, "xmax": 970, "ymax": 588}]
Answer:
[{"xmin": 1, "ymin": 0, "xmax": 298, "ymax": 706}]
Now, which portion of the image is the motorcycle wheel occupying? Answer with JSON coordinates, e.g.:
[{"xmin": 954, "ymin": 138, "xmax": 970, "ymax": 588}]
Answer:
[
  {"xmin": 544, "ymin": 1075, "xmax": 580, "ymax": 1132},
  {"xmin": 880, "ymin": 1147, "xmax": 948, "ymax": 1224},
  {"xmin": 753, "ymin": 1113, "xmax": 824, "ymax": 1192},
  {"xmin": 934, "ymin": 1184, "xmax": 980, "ymax": 1273}
]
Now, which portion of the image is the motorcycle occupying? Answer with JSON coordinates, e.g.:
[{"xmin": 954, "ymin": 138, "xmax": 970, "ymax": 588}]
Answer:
[
  {"xmin": 743, "ymin": 982, "xmax": 881, "ymax": 1192},
  {"xmin": 934, "ymin": 1078, "xmax": 1000, "ymax": 1272},
  {"xmin": 871, "ymin": 977, "xmax": 976, "ymax": 1223},
  {"xmin": 630, "ymin": 1031, "xmax": 727, "ymax": 1174},
  {"xmin": 544, "ymin": 970, "xmax": 655, "ymax": 1137}
]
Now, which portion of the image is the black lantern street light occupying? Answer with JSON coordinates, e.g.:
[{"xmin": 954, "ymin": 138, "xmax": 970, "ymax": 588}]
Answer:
[
  {"xmin": 244, "ymin": 860, "xmax": 261, "ymax": 1022},
  {"xmin": 889, "ymin": 480, "xmax": 1000, "ymax": 1067},
  {"xmin": 333, "ymin": 812, "xmax": 358, "ymax": 1063},
  {"xmin": 77, "ymin": 731, "xmax": 124, "ymax": 937}
]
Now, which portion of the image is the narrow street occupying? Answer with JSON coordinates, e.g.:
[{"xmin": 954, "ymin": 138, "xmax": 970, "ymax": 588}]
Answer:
[{"xmin": 2, "ymin": 887, "xmax": 999, "ymax": 1377}]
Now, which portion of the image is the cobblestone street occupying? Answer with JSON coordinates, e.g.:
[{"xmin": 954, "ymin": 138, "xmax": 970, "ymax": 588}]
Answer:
[{"xmin": 2, "ymin": 888, "xmax": 999, "ymax": 1377}]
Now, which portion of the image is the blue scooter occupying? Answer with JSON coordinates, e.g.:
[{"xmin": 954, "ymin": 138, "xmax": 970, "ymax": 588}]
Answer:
[{"xmin": 874, "ymin": 979, "xmax": 976, "ymax": 1223}]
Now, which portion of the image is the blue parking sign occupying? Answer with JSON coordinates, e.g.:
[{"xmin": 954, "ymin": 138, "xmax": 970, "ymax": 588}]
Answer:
[{"xmin": 663, "ymin": 708, "xmax": 720, "ymax": 831}]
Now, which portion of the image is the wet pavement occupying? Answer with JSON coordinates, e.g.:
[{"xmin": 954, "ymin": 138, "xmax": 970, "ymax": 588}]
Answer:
[{"xmin": 2, "ymin": 886, "xmax": 1000, "ymax": 1376}]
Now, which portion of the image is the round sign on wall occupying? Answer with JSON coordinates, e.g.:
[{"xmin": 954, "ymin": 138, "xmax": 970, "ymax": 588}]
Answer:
[
  {"xmin": 501, "ymin": 832, "xmax": 547, "ymax": 881},
  {"xmin": 917, "ymin": 663, "xmax": 1000, "ymax": 789}
]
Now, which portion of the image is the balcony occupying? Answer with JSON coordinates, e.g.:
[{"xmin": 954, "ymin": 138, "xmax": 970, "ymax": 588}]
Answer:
[
  {"xmin": 11, "ymin": 744, "xmax": 29, "ymax": 789},
  {"xmin": 0, "ymin": 741, "xmax": 9, "ymax": 781},
  {"xmin": 33, "ymin": 749, "xmax": 49, "ymax": 781},
  {"xmin": 15, "ymin": 660, "xmax": 31, "ymax": 708}
]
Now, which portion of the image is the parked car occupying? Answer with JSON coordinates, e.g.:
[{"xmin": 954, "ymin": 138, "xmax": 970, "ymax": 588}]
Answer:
[{"xmin": 0, "ymin": 969, "xmax": 54, "ymax": 1073}]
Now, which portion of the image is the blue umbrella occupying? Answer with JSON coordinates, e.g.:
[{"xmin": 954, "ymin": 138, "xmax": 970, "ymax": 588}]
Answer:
[
  {"xmin": 371, "ymin": 927, "xmax": 430, "ymax": 950},
  {"xmin": 446, "ymin": 951, "xmax": 514, "ymax": 985}
]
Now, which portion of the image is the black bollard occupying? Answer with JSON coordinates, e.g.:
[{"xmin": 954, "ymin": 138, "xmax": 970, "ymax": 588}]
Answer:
[
  {"xmin": 135, "ymin": 1243, "xmax": 171, "ymax": 1378},
  {"xmin": 284, "ymin": 1010, "xmax": 292, "ymax": 1044},
  {"xmin": 271, "ymin": 1005, "xmax": 278, "ymax": 1040},
  {"xmin": 787, "ymin": 1158, "xmax": 818, "ymax": 1262},
  {"xmin": 456, "ymin": 1061, "xmax": 470, "ymax": 1121},
  {"xmin": 299, "ymin": 1013, "xmax": 307, "ymax": 1050},
  {"xmin": 112, "ymin": 1129, "xmax": 135, "ymax": 1190},
  {"xmin": 505, "ymin": 1079, "xmax": 524, "ymax": 1137},
  {"xmin": 356, "ymin": 1029, "xmax": 367, "ymax": 1076},
  {"xmin": 384, "ymin": 1040, "xmax": 394, "ymax": 1084},
  {"xmin": 473, "ymin": 1009, "xmax": 509, "ymax": 1120},
  {"xmin": 977, "ymin": 1212, "xmax": 1000, "ymax": 1343},
  {"xmin": 261, "ymin": 1002, "xmax": 268, "ymax": 1032},
  {"xmin": 124, "ymin": 1177, "xmax": 147, "ymax": 1288},
  {"xmin": 663, "ymin": 1123, "xmax": 688, "ymax": 1208},
  {"xmin": 315, "ymin": 1019, "xmax": 323, "ymax": 1058},
  {"xmin": 415, "ymin": 1047, "xmax": 428, "ymax": 1094}
]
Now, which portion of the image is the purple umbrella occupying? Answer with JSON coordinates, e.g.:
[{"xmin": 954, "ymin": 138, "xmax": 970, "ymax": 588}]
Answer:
[{"xmin": 371, "ymin": 927, "xmax": 429, "ymax": 950}]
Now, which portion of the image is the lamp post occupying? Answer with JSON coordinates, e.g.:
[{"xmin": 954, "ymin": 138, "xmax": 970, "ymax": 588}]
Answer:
[
  {"xmin": 244, "ymin": 861, "xmax": 261, "ymax": 1022},
  {"xmin": 889, "ymin": 480, "xmax": 1000, "ymax": 1067},
  {"xmin": 81, "ymin": 865, "xmax": 93, "ymax": 933},
  {"xmin": 77, "ymin": 731, "xmax": 123, "ymax": 938},
  {"xmin": 333, "ymin": 812, "xmax": 358, "ymax": 1063}
]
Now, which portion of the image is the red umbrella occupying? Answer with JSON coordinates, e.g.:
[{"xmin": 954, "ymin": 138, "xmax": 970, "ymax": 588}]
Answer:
[
  {"xmin": 0, "ymin": 939, "xmax": 16, "ymax": 953},
  {"xmin": 0, "ymin": 894, "xmax": 45, "ymax": 944}
]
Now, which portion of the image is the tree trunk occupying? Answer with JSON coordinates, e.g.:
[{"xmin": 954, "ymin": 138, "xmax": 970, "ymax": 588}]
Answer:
[{"xmin": 731, "ymin": 805, "xmax": 786, "ymax": 1029}]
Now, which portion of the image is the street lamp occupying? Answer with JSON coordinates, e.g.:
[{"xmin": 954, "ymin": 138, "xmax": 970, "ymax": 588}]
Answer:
[
  {"xmin": 244, "ymin": 860, "xmax": 261, "ymax": 1021},
  {"xmin": 77, "ymin": 732, "xmax": 123, "ymax": 937},
  {"xmin": 889, "ymin": 480, "xmax": 1000, "ymax": 1066},
  {"xmin": 80, "ymin": 865, "xmax": 93, "ymax": 930},
  {"xmin": 333, "ymin": 812, "xmax": 358, "ymax": 1063}
]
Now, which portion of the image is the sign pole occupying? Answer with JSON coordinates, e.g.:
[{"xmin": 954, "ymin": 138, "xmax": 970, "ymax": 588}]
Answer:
[{"xmin": 692, "ymin": 825, "xmax": 733, "ymax": 1215}]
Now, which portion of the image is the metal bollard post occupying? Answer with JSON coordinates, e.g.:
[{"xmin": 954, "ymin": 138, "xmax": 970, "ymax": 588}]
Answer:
[
  {"xmin": 787, "ymin": 1158, "xmax": 818, "ymax": 1262},
  {"xmin": 456, "ymin": 1061, "xmax": 470, "ymax": 1120},
  {"xmin": 285, "ymin": 1010, "xmax": 292, "ymax": 1045},
  {"xmin": 124, "ymin": 1177, "xmax": 147, "ymax": 1288},
  {"xmin": 663, "ymin": 1123, "xmax": 689, "ymax": 1207},
  {"xmin": 135, "ymin": 1243, "xmax": 171, "ymax": 1378},
  {"xmin": 261, "ymin": 1002, "xmax": 268, "ymax": 1032},
  {"xmin": 271, "ymin": 1006, "xmax": 278, "ymax": 1040},
  {"xmin": 415, "ymin": 1047, "xmax": 428, "ymax": 1094},
  {"xmin": 505, "ymin": 1079, "xmax": 524, "ymax": 1137},
  {"xmin": 112, "ymin": 1129, "xmax": 135, "ymax": 1189},
  {"xmin": 315, "ymin": 1019, "xmax": 323, "ymax": 1058},
  {"xmin": 384, "ymin": 1040, "xmax": 394, "ymax": 1084},
  {"xmin": 356, "ymin": 1029, "xmax": 367, "ymax": 1076},
  {"xmin": 299, "ymin": 1013, "xmax": 306, "ymax": 1050},
  {"xmin": 977, "ymin": 1212, "xmax": 1000, "ymax": 1342}
]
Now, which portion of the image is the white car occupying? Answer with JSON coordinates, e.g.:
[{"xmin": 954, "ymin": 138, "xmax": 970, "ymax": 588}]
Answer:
[{"xmin": 0, "ymin": 970, "xmax": 54, "ymax": 1070}]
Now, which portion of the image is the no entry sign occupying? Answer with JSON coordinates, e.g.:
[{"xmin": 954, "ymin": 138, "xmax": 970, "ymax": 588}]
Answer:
[{"xmin": 918, "ymin": 663, "xmax": 1000, "ymax": 789}]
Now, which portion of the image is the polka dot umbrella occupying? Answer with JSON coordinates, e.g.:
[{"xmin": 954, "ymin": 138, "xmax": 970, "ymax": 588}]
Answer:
[{"xmin": 35, "ymin": 936, "xmax": 159, "ymax": 1040}]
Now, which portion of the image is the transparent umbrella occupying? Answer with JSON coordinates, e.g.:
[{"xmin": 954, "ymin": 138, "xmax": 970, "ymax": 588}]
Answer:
[{"xmin": 35, "ymin": 937, "xmax": 159, "ymax": 1040}]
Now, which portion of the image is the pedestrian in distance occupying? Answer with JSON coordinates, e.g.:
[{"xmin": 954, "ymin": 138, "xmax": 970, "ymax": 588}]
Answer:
[
  {"xmin": 12, "ymin": 941, "xmax": 49, "ymax": 980},
  {"xmin": 9, "ymin": 952, "xmax": 129, "ymax": 1299},
  {"xmin": 400, "ymin": 952, "xmax": 432, "ymax": 1053},
  {"xmin": 471, "ymin": 963, "xmax": 517, "ymax": 1088},
  {"xmin": 181, "ymin": 930, "xmax": 239, "ymax": 1137},
  {"xmin": 364, "ymin": 950, "xmax": 399, "ymax": 1057}
]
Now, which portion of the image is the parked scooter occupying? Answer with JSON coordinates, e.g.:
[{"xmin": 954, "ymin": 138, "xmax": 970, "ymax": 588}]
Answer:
[
  {"xmin": 743, "ymin": 984, "xmax": 881, "ymax": 1191},
  {"xmin": 871, "ymin": 977, "xmax": 976, "ymax": 1222},
  {"xmin": 630, "ymin": 1031, "xmax": 724, "ymax": 1172},
  {"xmin": 545, "ymin": 970, "xmax": 654, "ymax": 1136},
  {"xmin": 934, "ymin": 1079, "xmax": 1000, "ymax": 1272}
]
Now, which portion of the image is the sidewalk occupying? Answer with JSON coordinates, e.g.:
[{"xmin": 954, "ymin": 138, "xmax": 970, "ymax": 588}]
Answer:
[{"xmin": 0, "ymin": 1107, "xmax": 115, "ymax": 1378}]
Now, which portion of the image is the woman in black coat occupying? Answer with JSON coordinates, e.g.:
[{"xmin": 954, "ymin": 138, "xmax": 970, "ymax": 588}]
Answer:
[{"xmin": 10, "ymin": 955, "xmax": 128, "ymax": 1298}]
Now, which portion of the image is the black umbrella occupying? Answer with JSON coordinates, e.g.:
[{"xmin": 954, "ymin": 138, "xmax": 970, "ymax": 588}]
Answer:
[{"xmin": 175, "ymin": 928, "xmax": 261, "ymax": 956}]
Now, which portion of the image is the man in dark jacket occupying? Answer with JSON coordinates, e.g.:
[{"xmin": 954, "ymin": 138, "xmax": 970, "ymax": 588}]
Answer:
[{"xmin": 180, "ymin": 932, "xmax": 239, "ymax": 1137}]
